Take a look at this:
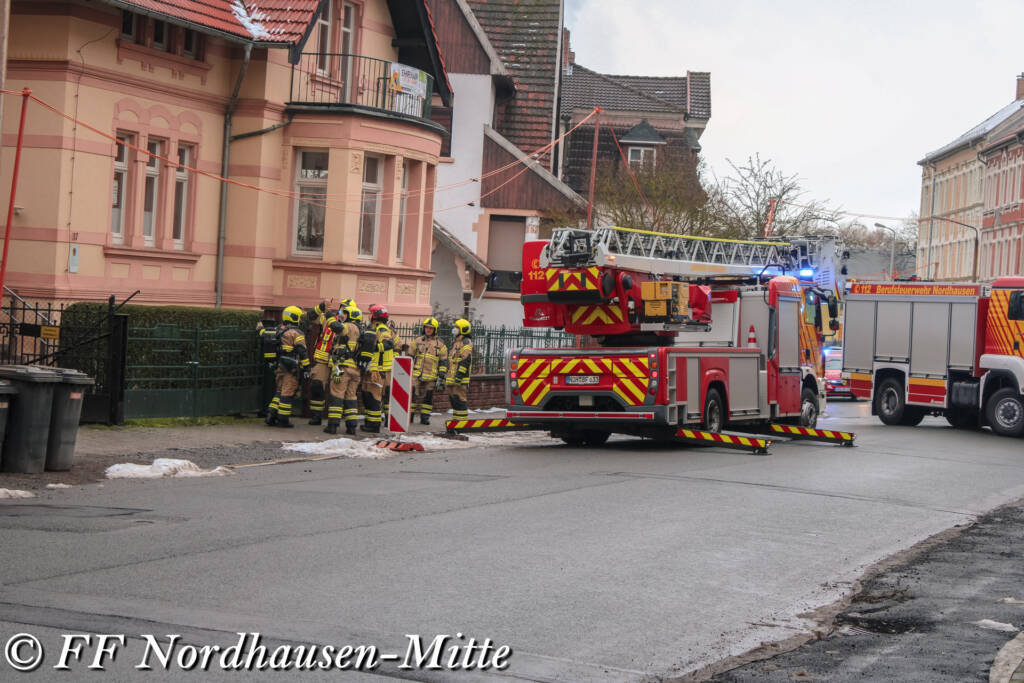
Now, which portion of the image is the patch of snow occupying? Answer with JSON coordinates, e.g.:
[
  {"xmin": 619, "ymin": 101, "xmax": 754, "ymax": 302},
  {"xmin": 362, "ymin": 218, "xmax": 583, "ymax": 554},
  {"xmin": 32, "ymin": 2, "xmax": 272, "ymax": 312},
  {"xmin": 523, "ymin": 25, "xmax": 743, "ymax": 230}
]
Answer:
[
  {"xmin": 231, "ymin": 0, "xmax": 271, "ymax": 40},
  {"xmin": 474, "ymin": 407, "xmax": 507, "ymax": 414},
  {"xmin": 106, "ymin": 458, "xmax": 234, "ymax": 479},
  {"xmin": 284, "ymin": 437, "xmax": 395, "ymax": 459},
  {"xmin": 0, "ymin": 489, "xmax": 35, "ymax": 499},
  {"xmin": 45, "ymin": 483, "xmax": 72, "ymax": 489},
  {"xmin": 972, "ymin": 619, "xmax": 1018, "ymax": 632},
  {"xmin": 283, "ymin": 431, "xmax": 561, "ymax": 458}
]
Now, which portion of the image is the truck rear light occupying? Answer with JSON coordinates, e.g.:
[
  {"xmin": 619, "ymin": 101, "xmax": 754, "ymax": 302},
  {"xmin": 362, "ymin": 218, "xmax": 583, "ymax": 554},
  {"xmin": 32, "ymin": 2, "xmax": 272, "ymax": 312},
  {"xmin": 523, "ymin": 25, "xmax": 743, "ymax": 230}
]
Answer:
[
  {"xmin": 652, "ymin": 371, "xmax": 658, "ymax": 378},
  {"xmin": 510, "ymin": 371, "xmax": 518, "ymax": 379}
]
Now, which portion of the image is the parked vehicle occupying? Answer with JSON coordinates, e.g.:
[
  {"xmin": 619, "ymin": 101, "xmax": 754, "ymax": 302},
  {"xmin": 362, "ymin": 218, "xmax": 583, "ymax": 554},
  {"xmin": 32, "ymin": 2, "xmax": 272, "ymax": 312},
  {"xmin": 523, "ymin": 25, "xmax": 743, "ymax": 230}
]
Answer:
[
  {"xmin": 841, "ymin": 279, "xmax": 1024, "ymax": 436},
  {"xmin": 825, "ymin": 348, "xmax": 856, "ymax": 400}
]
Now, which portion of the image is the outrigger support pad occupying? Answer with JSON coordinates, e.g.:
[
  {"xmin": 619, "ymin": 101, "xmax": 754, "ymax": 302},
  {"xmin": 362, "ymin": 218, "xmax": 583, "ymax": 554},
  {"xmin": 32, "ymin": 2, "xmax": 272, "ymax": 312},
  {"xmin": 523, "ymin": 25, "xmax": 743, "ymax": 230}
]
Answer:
[
  {"xmin": 766, "ymin": 424, "xmax": 856, "ymax": 446},
  {"xmin": 675, "ymin": 428, "xmax": 772, "ymax": 455},
  {"xmin": 445, "ymin": 418, "xmax": 539, "ymax": 435}
]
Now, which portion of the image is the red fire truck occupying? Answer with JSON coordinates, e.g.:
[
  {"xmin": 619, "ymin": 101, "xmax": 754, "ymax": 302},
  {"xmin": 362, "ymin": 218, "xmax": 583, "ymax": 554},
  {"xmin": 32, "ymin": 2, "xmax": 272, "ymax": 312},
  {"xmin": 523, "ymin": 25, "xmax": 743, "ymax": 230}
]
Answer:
[
  {"xmin": 505, "ymin": 226, "xmax": 846, "ymax": 446},
  {"xmin": 841, "ymin": 279, "xmax": 1024, "ymax": 437}
]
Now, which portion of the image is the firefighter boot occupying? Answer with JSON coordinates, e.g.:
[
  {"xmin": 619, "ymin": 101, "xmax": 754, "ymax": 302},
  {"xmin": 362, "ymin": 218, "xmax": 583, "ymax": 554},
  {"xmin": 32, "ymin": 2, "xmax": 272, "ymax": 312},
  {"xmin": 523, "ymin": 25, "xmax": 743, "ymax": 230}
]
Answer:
[
  {"xmin": 420, "ymin": 414, "xmax": 430, "ymax": 425},
  {"xmin": 264, "ymin": 409, "xmax": 278, "ymax": 427},
  {"xmin": 323, "ymin": 420, "xmax": 339, "ymax": 435},
  {"xmin": 345, "ymin": 421, "xmax": 358, "ymax": 436},
  {"xmin": 360, "ymin": 421, "xmax": 380, "ymax": 434},
  {"xmin": 276, "ymin": 415, "xmax": 294, "ymax": 428},
  {"xmin": 308, "ymin": 413, "xmax": 322, "ymax": 426}
]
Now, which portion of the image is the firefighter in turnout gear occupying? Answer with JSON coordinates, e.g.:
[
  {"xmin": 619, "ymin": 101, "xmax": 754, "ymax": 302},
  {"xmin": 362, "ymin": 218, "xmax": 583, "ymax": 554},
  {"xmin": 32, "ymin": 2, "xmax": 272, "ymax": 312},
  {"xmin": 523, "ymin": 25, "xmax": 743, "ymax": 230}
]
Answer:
[
  {"xmin": 360, "ymin": 312, "xmax": 394, "ymax": 433},
  {"xmin": 445, "ymin": 318, "xmax": 473, "ymax": 421},
  {"xmin": 325, "ymin": 305, "xmax": 364, "ymax": 435},
  {"xmin": 307, "ymin": 300, "xmax": 341, "ymax": 425},
  {"xmin": 410, "ymin": 317, "xmax": 448, "ymax": 425},
  {"xmin": 263, "ymin": 305, "xmax": 309, "ymax": 428},
  {"xmin": 368, "ymin": 305, "xmax": 402, "ymax": 421}
]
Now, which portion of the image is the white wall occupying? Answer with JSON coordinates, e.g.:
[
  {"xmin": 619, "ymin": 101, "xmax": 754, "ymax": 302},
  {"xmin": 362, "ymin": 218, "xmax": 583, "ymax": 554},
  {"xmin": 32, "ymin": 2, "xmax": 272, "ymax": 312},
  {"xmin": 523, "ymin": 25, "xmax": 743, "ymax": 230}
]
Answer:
[
  {"xmin": 430, "ymin": 245, "xmax": 466, "ymax": 317},
  {"xmin": 472, "ymin": 296, "xmax": 523, "ymax": 328},
  {"xmin": 434, "ymin": 73, "xmax": 493, "ymax": 251}
]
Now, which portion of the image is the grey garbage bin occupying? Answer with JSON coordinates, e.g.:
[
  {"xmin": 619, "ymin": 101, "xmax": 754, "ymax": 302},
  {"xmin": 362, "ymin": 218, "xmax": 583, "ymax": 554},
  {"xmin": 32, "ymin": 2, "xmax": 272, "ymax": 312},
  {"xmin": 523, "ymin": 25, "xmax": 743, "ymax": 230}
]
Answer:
[
  {"xmin": 46, "ymin": 369, "xmax": 95, "ymax": 471},
  {"xmin": 0, "ymin": 381, "xmax": 18, "ymax": 451},
  {"xmin": 0, "ymin": 366, "xmax": 60, "ymax": 473}
]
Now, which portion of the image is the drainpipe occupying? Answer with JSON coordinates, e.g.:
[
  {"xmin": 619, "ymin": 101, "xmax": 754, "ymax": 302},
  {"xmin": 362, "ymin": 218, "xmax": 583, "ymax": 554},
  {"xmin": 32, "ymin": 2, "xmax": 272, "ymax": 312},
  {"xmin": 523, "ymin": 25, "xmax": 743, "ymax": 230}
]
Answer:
[
  {"xmin": 215, "ymin": 42, "xmax": 252, "ymax": 308},
  {"xmin": 925, "ymin": 161, "xmax": 937, "ymax": 280}
]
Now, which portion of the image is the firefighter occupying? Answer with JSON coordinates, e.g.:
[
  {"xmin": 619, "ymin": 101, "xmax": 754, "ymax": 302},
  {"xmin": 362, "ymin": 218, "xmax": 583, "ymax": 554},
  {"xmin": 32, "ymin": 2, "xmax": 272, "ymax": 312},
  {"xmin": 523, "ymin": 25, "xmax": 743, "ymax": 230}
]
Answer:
[
  {"xmin": 410, "ymin": 317, "xmax": 448, "ymax": 425},
  {"xmin": 360, "ymin": 309, "xmax": 394, "ymax": 433},
  {"xmin": 368, "ymin": 305, "xmax": 399, "ymax": 421},
  {"xmin": 263, "ymin": 305, "xmax": 309, "ymax": 428},
  {"xmin": 445, "ymin": 318, "xmax": 473, "ymax": 421},
  {"xmin": 307, "ymin": 297, "xmax": 355, "ymax": 425},
  {"xmin": 325, "ymin": 305, "xmax": 364, "ymax": 436}
]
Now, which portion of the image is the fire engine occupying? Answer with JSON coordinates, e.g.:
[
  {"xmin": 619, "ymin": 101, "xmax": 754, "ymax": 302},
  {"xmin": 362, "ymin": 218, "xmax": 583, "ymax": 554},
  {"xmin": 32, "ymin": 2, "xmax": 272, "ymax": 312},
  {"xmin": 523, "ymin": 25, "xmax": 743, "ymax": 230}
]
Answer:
[
  {"xmin": 504, "ymin": 226, "xmax": 846, "ymax": 446},
  {"xmin": 841, "ymin": 279, "xmax": 1024, "ymax": 437}
]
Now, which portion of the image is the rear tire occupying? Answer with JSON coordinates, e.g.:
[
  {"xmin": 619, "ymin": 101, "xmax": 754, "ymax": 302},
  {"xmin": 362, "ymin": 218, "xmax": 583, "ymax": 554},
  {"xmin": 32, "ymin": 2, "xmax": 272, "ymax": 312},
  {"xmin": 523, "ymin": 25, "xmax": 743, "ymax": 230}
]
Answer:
[
  {"xmin": 558, "ymin": 429, "xmax": 611, "ymax": 447},
  {"xmin": 900, "ymin": 408, "xmax": 926, "ymax": 426},
  {"xmin": 875, "ymin": 378, "xmax": 908, "ymax": 426},
  {"xmin": 703, "ymin": 388, "xmax": 724, "ymax": 433},
  {"xmin": 800, "ymin": 387, "xmax": 819, "ymax": 428},
  {"xmin": 986, "ymin": 388, "xmax": 1024, "ymax": 437}
]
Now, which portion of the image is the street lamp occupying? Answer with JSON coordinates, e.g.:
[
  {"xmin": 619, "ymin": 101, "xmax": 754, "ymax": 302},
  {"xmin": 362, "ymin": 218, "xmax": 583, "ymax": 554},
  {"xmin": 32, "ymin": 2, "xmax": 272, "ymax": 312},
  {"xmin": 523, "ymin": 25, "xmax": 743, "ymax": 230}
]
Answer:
[{"xmin": 874, "ymin": 222, "xmax": 897, "ymax": 280}]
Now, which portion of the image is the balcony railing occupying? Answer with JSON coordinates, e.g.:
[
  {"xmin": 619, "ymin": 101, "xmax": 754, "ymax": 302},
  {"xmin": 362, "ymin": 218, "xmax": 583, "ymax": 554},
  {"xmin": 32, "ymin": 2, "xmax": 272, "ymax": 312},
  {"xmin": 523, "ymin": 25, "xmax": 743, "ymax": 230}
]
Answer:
[{"xmin": 288, "ymin": 53, "xmax": 434, "ymax": 121}]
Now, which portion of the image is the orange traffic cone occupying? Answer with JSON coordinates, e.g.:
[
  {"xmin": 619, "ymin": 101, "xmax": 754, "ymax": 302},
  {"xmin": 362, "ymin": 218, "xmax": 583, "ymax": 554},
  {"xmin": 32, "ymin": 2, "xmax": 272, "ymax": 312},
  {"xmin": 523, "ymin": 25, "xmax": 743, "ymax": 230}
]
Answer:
[{"xmin": 747, "ymin": 324, "xmax": 758, "ymax": 348}]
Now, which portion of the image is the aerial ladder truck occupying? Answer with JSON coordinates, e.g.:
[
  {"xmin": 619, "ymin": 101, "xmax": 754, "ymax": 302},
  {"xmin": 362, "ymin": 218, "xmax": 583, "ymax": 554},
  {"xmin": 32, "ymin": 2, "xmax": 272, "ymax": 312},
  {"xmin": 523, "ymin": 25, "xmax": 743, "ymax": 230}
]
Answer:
[{"xmin": 490, "ymin": 226, "xmax": 851, "ymax": 450}]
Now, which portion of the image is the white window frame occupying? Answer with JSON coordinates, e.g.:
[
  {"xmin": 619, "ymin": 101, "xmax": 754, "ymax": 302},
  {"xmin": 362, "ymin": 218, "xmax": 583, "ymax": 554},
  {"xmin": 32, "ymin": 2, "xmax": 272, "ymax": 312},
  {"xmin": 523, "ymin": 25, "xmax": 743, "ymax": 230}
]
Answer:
[
  {"xmin": 341, "ymin": 2, "xmax": 356, "ymax": 54},
  {"xmin": 143, "ymin": 139, "xmax": 163, "ymax": 247},
  {"xmin": 111, "ymin": 133, "xmax": 133, "ymax": 244},
  {"xmin": 315, "ymin": 2, "xmax": 332, "ymax": 75},
  {"xmin": 359, "ymin": 154, "xmax": 382, "ymax": 259},
  {"xmin": 121, "ymin": 10, "xmax": 137, "ymax": 40},
  {"xmin": 396, "ymin": 160, "xmax": 409, "ymax": 263},
  {"xmin": 152, "ymin": 19, "xmax": 168, "ymax": 51},
  {"xmin": 172, "ymin": 145, "xmax": 193, "ymax": 250},
  {"xmin": 294, "ymin": 150, "xmax": 329, "ymax": 254},
  {"xmin": 628, "ymin": 146, "xmax": 655, "ymax": 167}
]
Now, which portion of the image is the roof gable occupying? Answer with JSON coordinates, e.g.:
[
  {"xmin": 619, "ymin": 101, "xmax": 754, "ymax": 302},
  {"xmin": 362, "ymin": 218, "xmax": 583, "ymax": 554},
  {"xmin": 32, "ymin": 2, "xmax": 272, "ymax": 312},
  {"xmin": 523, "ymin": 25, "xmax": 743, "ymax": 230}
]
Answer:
[{"xmin": 620, "ymin": 120, "xmax": 666, "ymax": 144}]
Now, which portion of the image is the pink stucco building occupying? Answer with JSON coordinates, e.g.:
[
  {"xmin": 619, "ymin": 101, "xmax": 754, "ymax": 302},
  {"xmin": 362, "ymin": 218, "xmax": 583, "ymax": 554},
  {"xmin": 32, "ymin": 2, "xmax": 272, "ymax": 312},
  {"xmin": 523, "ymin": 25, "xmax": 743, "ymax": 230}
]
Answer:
[{"xmin": 1, "ymin": 0, "xmax": 451, "ymax": 321}]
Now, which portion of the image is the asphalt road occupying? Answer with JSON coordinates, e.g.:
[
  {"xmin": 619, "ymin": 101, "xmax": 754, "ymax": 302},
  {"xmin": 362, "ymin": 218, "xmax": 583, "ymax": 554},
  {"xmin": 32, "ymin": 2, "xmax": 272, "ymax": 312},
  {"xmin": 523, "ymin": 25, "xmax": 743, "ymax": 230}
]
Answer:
[{"xmin": 0, "ymin": 401, "xmax": 1022, "ymax": 681}]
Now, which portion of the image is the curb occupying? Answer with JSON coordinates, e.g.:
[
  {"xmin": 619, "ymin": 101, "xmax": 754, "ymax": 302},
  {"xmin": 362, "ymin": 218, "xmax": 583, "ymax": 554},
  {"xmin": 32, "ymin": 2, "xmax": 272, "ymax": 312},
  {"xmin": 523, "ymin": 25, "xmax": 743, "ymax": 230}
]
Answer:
[{"xmin": 991, "ymin": 632, "xmax": 1024, "ymax": 683}]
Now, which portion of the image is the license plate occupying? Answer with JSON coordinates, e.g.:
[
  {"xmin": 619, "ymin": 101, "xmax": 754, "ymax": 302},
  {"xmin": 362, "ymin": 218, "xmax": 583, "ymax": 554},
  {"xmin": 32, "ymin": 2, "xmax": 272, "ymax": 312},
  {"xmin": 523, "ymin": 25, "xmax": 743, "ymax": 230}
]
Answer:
[{"xmin": 565, "ymin": 375, "xmax": 601, "ymax": 385}]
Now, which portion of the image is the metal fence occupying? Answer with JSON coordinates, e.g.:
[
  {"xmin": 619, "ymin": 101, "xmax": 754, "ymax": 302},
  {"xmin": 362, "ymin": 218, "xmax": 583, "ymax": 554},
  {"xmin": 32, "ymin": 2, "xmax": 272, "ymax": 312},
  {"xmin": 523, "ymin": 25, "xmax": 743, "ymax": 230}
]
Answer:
[
  {"xmin": 390, "ymin": 324, "xmax": 578, "ymax": 374},
  {"xmin": 289, "ymin": 53, "xmax": 434, "ymax": 120},
  {"xmin": 124, "ymin": 325, "xmax": 263, "ymax": 420}
]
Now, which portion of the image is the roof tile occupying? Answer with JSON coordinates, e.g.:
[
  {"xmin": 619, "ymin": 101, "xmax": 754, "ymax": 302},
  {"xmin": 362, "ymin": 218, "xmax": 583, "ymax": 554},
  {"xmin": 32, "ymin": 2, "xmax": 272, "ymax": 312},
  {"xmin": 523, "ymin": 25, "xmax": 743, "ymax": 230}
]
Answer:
[{"xmin": 117, "ymin": 0, "xmax": 320, "ymax": 44}]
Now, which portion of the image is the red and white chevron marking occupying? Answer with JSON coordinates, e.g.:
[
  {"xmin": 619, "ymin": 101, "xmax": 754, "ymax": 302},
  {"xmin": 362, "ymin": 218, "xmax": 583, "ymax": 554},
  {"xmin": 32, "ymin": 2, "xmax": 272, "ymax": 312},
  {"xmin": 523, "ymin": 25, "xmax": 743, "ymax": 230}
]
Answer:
[{"xmin": 389, "ymin": 356, "xmax": 412, "ymax": 433}]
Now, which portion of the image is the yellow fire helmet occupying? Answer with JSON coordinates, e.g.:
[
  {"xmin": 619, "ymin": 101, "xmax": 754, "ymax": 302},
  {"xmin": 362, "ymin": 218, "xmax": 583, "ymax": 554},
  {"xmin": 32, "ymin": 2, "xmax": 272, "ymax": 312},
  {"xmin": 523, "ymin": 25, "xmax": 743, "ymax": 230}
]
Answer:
[
  {"xmin": 339, "ymin": 298, "xmax": 356, "ymax": 311},
  {"xmin": 344, "ymin": 305, "xmax": 363, "ymax": 323},
  {"xmin": 422, "ymin": 317, "xmax": 439, "ymax": 331},
  {"xmin": 453, "ymin": 318, "xmax": 471, "ymax": 336},
  {"xmin": 282, "ymin": 305, "xmax": 304, "ymax": 325}
]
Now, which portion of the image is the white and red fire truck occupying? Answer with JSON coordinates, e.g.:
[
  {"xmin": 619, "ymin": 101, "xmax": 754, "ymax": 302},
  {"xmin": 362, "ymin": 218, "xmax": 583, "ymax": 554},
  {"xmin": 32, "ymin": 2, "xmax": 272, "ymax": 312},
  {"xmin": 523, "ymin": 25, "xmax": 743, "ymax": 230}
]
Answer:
[
  {"xmin": 842, "ymin": 279, "xmax": 1024, "ymax": 437},
  {"xmin": 503, "ymin": 226, "xmax": 846, "ymax": 446}
]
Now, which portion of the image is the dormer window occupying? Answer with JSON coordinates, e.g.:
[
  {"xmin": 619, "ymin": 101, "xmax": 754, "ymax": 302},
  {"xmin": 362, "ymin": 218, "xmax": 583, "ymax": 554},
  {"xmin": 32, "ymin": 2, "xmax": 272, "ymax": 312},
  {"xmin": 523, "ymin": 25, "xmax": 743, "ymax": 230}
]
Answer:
[{"xmin": 628, "ymin": 146, "xmax": 655, "ymax": 167}]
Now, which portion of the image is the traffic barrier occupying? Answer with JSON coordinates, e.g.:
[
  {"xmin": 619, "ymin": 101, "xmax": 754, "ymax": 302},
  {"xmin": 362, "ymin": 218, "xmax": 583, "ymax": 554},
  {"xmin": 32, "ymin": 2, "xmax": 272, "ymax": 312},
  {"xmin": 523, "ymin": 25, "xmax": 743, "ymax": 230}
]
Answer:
[
  {"xmin": 675, "ymin": 428, "xmax": 771, "ymax": 454},
  {"xmin": 374, "ymin": 440, "xmax": 424, "ymax": 452},
  {"xmin": 445, "ymin": 418, "xmax": 538, "ymax": 434},
  {"xmin": 388, "ymin": 356, "xmax": 412, "ymax": 434},
  {"xmin": 767, "ymin": 424, "xmax": 855, "ymax": 446}
]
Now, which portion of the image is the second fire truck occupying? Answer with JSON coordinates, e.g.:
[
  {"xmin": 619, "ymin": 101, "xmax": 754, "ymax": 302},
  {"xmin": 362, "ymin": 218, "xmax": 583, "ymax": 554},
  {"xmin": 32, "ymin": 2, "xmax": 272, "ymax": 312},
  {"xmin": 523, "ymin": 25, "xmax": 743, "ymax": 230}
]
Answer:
[{"xmin": 506, "ymin": 226, "xmax": 846, "ymax": 445}]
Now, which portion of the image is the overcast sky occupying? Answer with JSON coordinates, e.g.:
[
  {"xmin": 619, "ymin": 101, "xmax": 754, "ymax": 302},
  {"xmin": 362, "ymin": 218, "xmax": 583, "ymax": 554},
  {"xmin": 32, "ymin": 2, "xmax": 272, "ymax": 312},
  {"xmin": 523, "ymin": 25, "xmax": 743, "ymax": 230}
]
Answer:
[{"xmin": 564, "ymin": 0, "xmax": 1024, "ymax": 225}]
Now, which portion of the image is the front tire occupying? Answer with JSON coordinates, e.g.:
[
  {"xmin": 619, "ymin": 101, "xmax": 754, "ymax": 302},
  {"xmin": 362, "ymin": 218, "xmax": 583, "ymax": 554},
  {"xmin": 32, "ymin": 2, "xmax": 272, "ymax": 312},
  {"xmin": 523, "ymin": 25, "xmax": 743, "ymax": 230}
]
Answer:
[
  {"xmin": 986, "ymin": 388, "xmax": 1024, "ymax": 437},
  {"xmin": 876, "ymin": 378, "xmax": 907, "ymax": 426},
  {"xmin": 703, "ymin": 388, "xmax": 724, "ymax": 433},
  {"xmin": 945, "ymin": 411, "xmax": 980, "ymax": 430},
  {"xmin": 800, "ymin": 387, "xmax": 819, "ymax": 428}
]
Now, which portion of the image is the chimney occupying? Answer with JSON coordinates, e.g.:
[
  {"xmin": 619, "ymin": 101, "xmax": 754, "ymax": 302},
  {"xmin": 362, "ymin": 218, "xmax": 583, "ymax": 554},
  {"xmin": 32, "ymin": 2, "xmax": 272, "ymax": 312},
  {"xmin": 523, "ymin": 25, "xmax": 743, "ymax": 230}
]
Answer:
[
  {"xmin": 1017, "ymin": 73, "xmax": 1024, "ymax": 100},
  {"xmin": 562, "ymin": 28, "xmax": 574, "ymax": 73}
]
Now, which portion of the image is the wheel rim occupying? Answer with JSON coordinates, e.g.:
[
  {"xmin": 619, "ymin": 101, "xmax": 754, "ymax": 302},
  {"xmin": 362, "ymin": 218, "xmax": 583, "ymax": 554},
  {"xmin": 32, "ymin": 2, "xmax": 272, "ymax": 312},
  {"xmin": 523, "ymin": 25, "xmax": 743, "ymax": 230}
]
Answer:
[
  {"xmin": 995, "ymin": 398, "xmax": 1023, "ymax": 431},
  {"xmin": 707, "ymin": 401, "xmax": 722, "ymax": 432},
  {"xmin": 802, "ymin": 397, "xmax": 818, "ymax": 427},
  {"xmin": 880, "ymin": 387, "xmax": 899, "ymax": 416}
]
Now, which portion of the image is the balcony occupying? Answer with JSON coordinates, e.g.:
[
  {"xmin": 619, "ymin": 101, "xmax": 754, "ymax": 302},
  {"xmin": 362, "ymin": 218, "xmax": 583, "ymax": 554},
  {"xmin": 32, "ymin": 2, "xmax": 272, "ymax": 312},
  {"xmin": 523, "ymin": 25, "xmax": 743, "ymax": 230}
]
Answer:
[{"xmin": 288, "ymin": 53, "xmax": 435, "ymax": 122}]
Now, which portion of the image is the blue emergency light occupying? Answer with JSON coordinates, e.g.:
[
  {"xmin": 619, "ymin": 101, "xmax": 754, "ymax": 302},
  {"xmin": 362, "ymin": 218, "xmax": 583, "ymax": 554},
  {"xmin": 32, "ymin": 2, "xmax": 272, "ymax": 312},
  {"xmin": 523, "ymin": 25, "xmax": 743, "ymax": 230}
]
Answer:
[{"xmin": 798, "ymin": 268, "xmax": 815, "ymax": 278}]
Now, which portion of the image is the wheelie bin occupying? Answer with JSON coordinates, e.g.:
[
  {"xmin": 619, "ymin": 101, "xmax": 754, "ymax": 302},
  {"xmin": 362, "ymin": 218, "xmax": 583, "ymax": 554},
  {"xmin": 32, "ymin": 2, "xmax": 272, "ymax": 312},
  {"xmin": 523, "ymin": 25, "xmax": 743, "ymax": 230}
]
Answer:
[
  {"xmin": 45, "ymin": 369, "xmax": 95, "ymax": 471},
  {"xmin": 0, "ymin": 365, "xmax": 60, "ymax": 473},
  {"xmin": 0, "ymin": 380, "xmax": 18, "ymax": 451}
]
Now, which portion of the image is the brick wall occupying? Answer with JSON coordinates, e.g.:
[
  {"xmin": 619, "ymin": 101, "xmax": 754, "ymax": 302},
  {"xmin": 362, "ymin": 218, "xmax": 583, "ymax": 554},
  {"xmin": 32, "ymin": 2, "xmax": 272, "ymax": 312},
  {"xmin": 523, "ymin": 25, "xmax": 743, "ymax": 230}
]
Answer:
[{"xmin": 428, "ymin": 373, "xmax": 507, "ymax": 411}]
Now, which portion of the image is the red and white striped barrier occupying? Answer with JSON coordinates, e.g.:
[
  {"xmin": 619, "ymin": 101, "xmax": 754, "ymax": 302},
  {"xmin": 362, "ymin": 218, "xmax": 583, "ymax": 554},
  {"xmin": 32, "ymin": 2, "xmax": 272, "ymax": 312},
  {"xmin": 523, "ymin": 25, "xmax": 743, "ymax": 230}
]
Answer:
[{"xmin": 388, "ymin": 356, "xmax": 412, "ymax": 434}]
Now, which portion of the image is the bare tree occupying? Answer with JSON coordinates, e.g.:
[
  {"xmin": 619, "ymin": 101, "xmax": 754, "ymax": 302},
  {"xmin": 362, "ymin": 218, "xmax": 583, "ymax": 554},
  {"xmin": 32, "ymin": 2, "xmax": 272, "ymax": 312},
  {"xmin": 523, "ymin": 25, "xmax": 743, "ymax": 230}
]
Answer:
[
  {"xmin": 591, "ymin": 151, "xmax": 707, "ymax": 234},
  {"xmin": 700, "ymin": 154, "xmax": 841, "ymax": 239}
]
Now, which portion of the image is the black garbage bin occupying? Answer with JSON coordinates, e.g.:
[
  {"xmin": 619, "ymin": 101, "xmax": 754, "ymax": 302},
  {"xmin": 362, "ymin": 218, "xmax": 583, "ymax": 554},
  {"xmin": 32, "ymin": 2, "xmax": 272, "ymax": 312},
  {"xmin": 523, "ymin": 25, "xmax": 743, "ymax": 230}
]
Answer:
[
  {"xmin": 0, "ymin": 381, "xmax": 18, "ymax": 450},
  {"xmin": 0, "ymin": 366, "xmax": 60, "ymax": 473},
  {"xmin": 46, "ymin": 369, "xmax": 95, "ymax": 471}
]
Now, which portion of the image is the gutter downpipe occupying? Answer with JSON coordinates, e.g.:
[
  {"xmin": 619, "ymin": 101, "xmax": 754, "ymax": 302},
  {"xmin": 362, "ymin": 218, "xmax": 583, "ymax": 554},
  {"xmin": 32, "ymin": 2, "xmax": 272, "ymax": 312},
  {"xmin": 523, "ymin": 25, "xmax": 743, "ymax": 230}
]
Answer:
[
  {"xmin": 926, "ymin": 161, "xmax": 937, "ymax": 280},
  {"xmin": 216, "ymin": 42, "xmax": 252, "ymax": 308}
]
